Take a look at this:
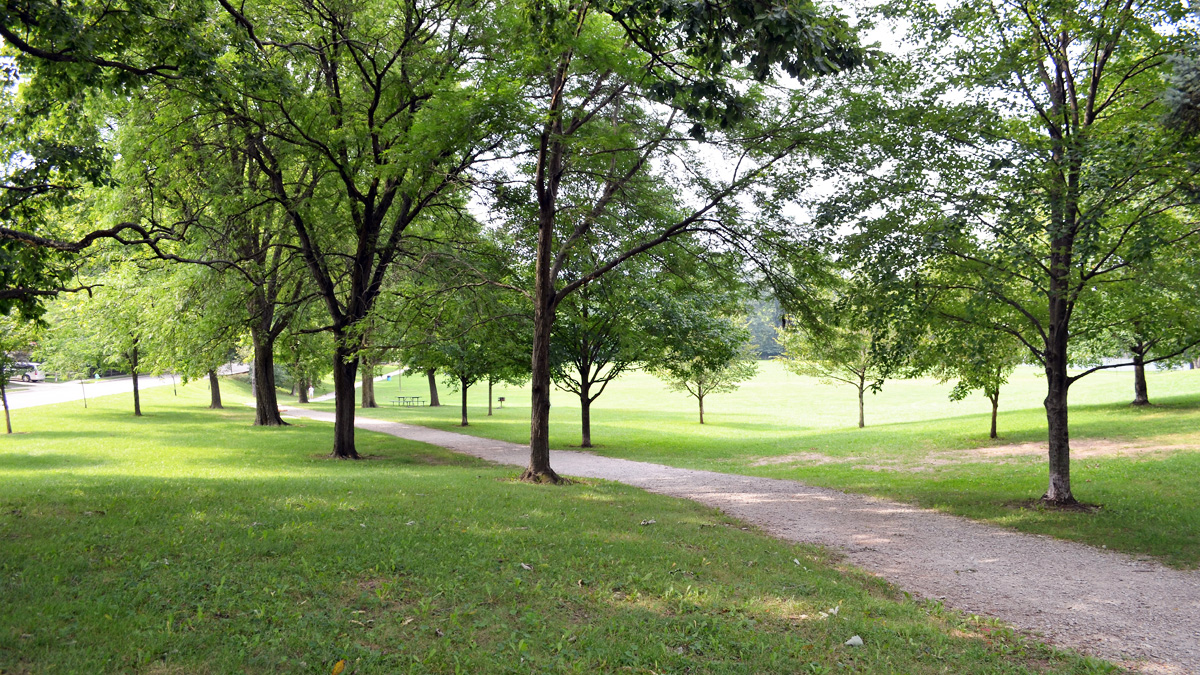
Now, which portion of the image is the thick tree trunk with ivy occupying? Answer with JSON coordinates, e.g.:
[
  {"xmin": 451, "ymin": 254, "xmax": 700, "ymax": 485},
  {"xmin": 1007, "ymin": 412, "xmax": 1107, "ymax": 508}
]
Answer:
[
  {"xmin": 208, "ymin": 370, "xmax": 222, "ymax": 409},
  {"xmin": 426, "ymin": 368, "xmax": 440, "ymax": 407}
]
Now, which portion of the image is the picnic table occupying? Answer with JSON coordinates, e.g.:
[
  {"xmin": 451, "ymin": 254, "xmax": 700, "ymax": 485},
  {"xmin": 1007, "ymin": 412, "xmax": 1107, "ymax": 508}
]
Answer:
[{"xmin": 392, "ymin": 396, "xmax": 426, "ymax": 407}]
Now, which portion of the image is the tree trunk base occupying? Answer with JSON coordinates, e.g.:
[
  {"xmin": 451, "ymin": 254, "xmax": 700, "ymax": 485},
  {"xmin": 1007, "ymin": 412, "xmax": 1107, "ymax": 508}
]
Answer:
[
  {"xmin": 1040, "ymin": 493, "xmax": 1079, "ymax": 507},
  {"xmin": 518, "ymin": 467, "xmax": 566, "ymax": 484},
  {"xmin": 256, "ymin": 417, "xmax": 289, "ymax": 427},
  {"xmin": 1130, "ymin": 399, "xmax": 1150, "ymax": 407},
  {"xmin": 328, "ymin": 449, "xmax": 361, "ymax": 460}
]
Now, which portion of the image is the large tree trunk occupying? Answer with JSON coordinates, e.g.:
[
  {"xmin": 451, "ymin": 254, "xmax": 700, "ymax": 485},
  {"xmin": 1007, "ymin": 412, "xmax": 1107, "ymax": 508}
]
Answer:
[
  {"xmin": 361, "ymin": 360, "xmax": 377, "ymax": 408},
  {"xmin": 208, "ymin": 370, "xmax": 223, "ymax": 409},
  {"xmin": 460, "ymin": 378, "xmax": 470, "ymax": 426},
  {"xmin": 523, "ymin": 202, "xmax": 561, "ymax": 482},
  {"xmin": 580, "ymin": 377, "xmax": 592, "ymax": 447},
  {"xmin": 130, "ymin": 344, "xmax": 141, "ymax": 417},
  {"xmin": 250, "ymin": 328, "xmax": 285, "ymax": 426},
  {"xmin": 988, "ymin": 390, "xmax": 999, "ymax": 439},
  {"xmin": 1, "ymin": 374, "xmax": 11, "ymax": 434},
  {"xmin": 1131, "ymin": 349, "xmax": 1149, "ymax": 406},
  {"xmin": 426, "ymin": 368, "xmax": 441, "ymax": 406},
  {"xmin": 331, "ymin": 343, "xmax": 360, "ymax": 459},
  {"xmin": 297, "ymin": 377, "xmax": 309, "ymax": 404},
  {"xmin": 1043, "ymin": 350, "xmax": 1075, "ymax": 505},
  {"xmin": 525, "ymin": 298, "xmax": 560, "ymax": 482}
]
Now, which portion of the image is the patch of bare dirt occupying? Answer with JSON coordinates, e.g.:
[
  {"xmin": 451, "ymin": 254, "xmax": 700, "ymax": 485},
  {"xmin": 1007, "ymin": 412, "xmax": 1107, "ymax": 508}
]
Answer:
[
  {"xmin": 955, "ymin": 438, "xmax": 1196, "ymax": 461},
  {"xmin": 750, "ymin": 451, "xmax": 859, "ymax": 466}
]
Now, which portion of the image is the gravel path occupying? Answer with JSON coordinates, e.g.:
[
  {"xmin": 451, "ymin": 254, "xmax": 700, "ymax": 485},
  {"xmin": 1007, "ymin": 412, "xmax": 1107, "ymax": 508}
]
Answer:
[{"xmin": 288, "ymin": 409, "xmax": 1200, "ymax": 674}]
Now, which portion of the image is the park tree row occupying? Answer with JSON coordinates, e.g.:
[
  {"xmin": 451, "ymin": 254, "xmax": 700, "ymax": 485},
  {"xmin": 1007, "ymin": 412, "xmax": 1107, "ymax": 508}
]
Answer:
[{"xmin": 3, "ymin": 0, "xmax": 1199, "ymax": 507}]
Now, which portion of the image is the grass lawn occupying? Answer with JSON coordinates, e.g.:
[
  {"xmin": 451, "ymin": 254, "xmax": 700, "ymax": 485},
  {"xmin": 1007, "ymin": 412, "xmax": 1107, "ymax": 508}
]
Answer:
[
  {"xmin": 305, "ymin": 363, "xmax": 1200, "ymax": 569},
  {"xmin": 0, "ymin": 384, "xmax": 1119, "ymax": 673}
]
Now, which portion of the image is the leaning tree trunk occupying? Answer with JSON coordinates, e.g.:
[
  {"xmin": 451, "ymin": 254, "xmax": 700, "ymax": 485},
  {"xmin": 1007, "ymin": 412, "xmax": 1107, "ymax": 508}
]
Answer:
[
  {"xmin": 1131, "ymin": 350, "xmax": 1150, "ymax": 406},
  {"xmin": 129, "ymin": 344, "xmax": 142, "ymax": 417},
  {"xmin": 460, "ymin": 378, "xmax": 470, "ymax": 426},
  {"xmin": 988, "ymin": 390, "xmax": 999, "ymax": 439},
  {"xmin": 1, "ymin": 374, "xmax": 11, "ymax": 434},
  {"xmin": 331, "ymin": 342, "xmax": 361, "ymax": 459},
  {"xmin": 361, "ymin": 361, "xmax": 377, "ymax": 408},
  {"xmin": 208, "ymin": 370, "xmax": 223, "ymax": 409},
  {"xmin": 250, "ymin": 328, "xmax": 285, "ymax": 426},
  {"xmin": 426, "ymin": 368, "xmax": 441, "ymax": 407},
  {"xmin": 297, "ymin": 377, "xmax": 309, "ymax": 404}
]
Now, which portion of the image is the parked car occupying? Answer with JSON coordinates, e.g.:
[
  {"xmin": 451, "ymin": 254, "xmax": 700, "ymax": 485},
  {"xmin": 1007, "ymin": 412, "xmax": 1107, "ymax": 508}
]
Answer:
[{"xmin": 12, "ymin": 362, "xmax": 46, "ymax": 382}]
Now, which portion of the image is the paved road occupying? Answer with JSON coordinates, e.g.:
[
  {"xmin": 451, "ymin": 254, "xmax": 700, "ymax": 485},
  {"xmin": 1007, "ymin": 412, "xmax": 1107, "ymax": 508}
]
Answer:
[
  {"xmin": 3, "ymin": 364, "xmax": 248, "ymax": 410},
  {"xmin": 286, "ymin": 408, "xmax": 1200, "ymax": 675}
]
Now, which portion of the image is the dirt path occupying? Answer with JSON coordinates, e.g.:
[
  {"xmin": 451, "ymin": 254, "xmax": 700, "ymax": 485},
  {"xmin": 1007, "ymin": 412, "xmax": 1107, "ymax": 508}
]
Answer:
[{"xmin": 288, "ymin": 409, "xmax": 1200, "ymax": 674}]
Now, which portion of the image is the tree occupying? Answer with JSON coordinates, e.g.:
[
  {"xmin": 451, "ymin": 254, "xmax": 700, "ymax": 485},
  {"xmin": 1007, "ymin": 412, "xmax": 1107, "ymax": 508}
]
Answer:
[
  {"xmin": 147, "ymin": 265, "xmax": 241, "ymax": 411},
  {"xmin": 915, "ymin": 320, "xmax": 1025, "ymax": 439},
  {"xmin": 384, "ymin": 245, "xmax": 531, "ymax": 427},
  {"xmin": 488, "ymin": 0, "xmax": 864, "ymax": 481},
  {"xmin": 39, "ymin": 262, "xmax": 160, "ymax": 416},
  {"xmin": 0, "ymin": 314, "xmax": 40, "ymax": 433},
  {"xmin": 651, "ymin": 317, "xmax": 758, "ymax": 424},
  {"xmin": 1071, "ymin": 246, "xmax": 1200, "ymax": 407},
  {"xmin": 777, "ymin": 320, "xmax": 884, "ymax": 429},
  {"xmin": 821, "ymin": 0, "xmax": 1200, "ymax": 504}
]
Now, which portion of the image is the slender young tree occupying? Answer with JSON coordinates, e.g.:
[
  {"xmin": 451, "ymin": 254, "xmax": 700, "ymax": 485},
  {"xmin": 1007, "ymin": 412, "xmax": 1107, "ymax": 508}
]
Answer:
[
  {"xmin": 651, "ymin": 318, "xmax": 759, "ymax": 424},
  {"xmin": 489, "ymin": 0, "xmax": 863, "ymax": 481}
]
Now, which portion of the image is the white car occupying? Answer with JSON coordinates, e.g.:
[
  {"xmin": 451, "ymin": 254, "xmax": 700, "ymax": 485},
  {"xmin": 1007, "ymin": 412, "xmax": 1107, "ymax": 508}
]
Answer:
[{"xmin": 13, "ymin": 362, "xmax": 46, "ymax": 382}]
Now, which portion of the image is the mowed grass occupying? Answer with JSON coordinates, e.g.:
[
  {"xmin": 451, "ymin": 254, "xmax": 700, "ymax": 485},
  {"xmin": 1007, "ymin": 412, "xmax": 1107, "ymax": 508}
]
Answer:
[
  {"xmin": 311, "ymin": 363, "xmax": 1200, "ymax": 568},
  {"xmin": 0, "ymin": 385, "xmax": 1116, "ymax": 673}
]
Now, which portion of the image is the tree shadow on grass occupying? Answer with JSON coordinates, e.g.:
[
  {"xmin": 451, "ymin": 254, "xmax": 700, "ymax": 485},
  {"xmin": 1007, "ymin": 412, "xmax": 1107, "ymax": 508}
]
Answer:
[{"xmin": 0, "ymin": 452, "xmax": 106, "ymax": 470}]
